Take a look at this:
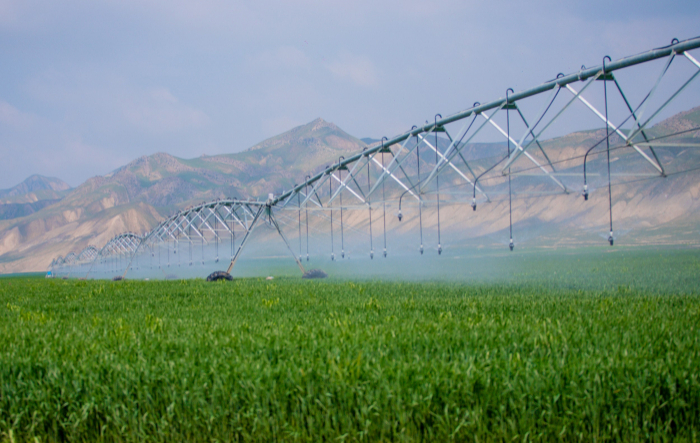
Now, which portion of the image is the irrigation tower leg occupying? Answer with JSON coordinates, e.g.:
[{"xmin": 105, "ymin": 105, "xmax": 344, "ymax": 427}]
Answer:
[
  {"xmin": 268, "ymin": 210, "xmax": 306, "ymax": 274},
  {"xmin": 226, "ymin": 206, "xmax": 265, "ymax": 274}
]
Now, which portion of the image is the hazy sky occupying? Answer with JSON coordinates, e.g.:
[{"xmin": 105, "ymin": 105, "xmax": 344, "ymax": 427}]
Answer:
[{"xmin": 1, "ymin": 0, "xmax": 699, "ymax": 188}]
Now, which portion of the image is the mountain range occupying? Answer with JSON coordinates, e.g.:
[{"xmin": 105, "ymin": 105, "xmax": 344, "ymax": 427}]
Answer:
[
  {"xmin": 1, "ymin": 109, "xmax": 699, "ymax": 274},
  {"xmin": 0, "ymin": 119, "xmax": 366, "ymax": 272},
  {"xmin": 0, "ymin": 175, "xmax": 72, "ymax": 221}
]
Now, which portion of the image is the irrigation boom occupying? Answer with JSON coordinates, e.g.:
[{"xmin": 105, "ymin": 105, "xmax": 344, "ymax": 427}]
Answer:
[{"xmin": 50, "ymin": 36, "xmax": 700, "ymax": 279}]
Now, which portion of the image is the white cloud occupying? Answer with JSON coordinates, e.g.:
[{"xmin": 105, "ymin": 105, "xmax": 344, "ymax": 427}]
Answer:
[
  {"xmin": 122, "ymin": 88, "xmax": 210, "ymax": 134},
  {"xmin": 0, "ymin": 100, "xmax": 35, "ymax": 130},
  {"xmin": 24, "ymin": 68, "xmax": 209, "ymax": 134},
  {"xmin": 61, "ymin": 136, "xmax": 131, "ymax": 174},
  {"xmin": 326, "ymin": 53, "xmax": 379, "ymax": 87},
  {"xmin": 149, "ymin": 88, "xmax": 179, "ymax": 104},
  {"xmin": 1, "ymin": 0, "xmax": 699, "ymax": 189}
]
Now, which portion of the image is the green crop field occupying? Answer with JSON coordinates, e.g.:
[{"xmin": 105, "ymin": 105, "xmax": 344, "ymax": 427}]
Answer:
[{"xmin": 1, "ymin": 247, "xmax": 700, "ymax": 441}]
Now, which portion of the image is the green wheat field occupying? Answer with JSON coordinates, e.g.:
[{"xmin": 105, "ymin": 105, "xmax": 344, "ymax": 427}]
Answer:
[{"xmin": 1, "ymin": 247, "xmax": 700, "ymax": 441}]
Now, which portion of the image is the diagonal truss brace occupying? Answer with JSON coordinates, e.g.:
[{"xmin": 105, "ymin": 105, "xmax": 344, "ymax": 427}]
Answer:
[
  {"xmin": 626, "ymin": 54, "xmax": 700, "ymax": 142},
  {"xmin": 330, "ymin": 173, "xmax": 365, "ymax": 204},
  {"xmin": 502, "ymin": 75, "xmax": 599, "ymax": 171},
  {"xmin": 482, "ymin": 113, "xmax": 568, "ymax": 192},
  {"xmin": 326, "ymin": 158, "xmax": 371, "ymax": 205},
  {"xmin": 422, "ymin": 105, "xmax": 505, "ymax": 190},
  {"xmin": 366, "ymin": 137, "xmax": 419, "ymax": 201},
  {"xmin": 268, "ymin": 209, "xmax": 305, "ymax": 274},
  {"xmin": 226, "ymin": 206, "xmax": 265, "ymax": 274},
  {"xmin": 416, "ymin": 132, "xmax": 489, "ymax": 198},
  {"xmin": 565, "ymin": 83, "xmax": 664, "ymax": 174}
]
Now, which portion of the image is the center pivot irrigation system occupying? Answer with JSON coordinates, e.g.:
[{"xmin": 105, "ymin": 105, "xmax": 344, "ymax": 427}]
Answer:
[{"xmin": 51, "ymin": 37, "xmax": 700, "ymax": 280}]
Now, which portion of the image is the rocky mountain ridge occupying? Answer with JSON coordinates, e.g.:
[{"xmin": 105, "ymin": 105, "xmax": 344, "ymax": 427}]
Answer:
[
  {"xmin": 0, "ymin": 175, "xmax": 71, "ymax": 205},
  {"xmin": 1, "ymin": 109, "xmax": 700, "ymax": 273},
  {"xmin": 0, "ymin": 118, "xmax": 367, "ymax": 272}
]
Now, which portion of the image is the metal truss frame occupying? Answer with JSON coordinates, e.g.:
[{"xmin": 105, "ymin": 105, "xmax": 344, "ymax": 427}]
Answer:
[{"xmin": 50, "ymin": 37, "xmax": 700, "ymax": 279}]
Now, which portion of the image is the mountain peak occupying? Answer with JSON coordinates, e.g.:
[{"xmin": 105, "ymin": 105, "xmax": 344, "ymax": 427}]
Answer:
[
  {"xmin": 245, "ymin": 118, "xmax": 360, "ymax": 154},
  {"xmin": 308, "ymin": 117, "xmax": 337, "ymax": 132},
  {"xmin": 0, "ymin": 175, "xmax": 71, "ymax": 198}
]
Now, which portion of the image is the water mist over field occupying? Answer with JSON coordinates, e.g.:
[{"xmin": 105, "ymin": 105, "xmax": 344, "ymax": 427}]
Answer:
[{"xmin": 75, "ymin": 206, "xmax": 700, "ymax": 295}]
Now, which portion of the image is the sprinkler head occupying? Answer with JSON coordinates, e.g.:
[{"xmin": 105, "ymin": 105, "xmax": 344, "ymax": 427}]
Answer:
[
  {"xmin": 341, "ymin": 250, "xmax": 345, "ymax": 259},
  {"xmin": 582, "ymin": 185, "xmax": 589, "ymax": 201},
  {"xmin": 509, "ymin": 239, "xmax": 514, "ymax": 251},
  {"xmin": 608, "ymin": 231, "xmax": 614, "ymax": 246},
  {"xmin": 420, "ymin": 245, "xmax": 424, "ymax": 255},
  {"xmin": 383, "ymin": 248, "xmax": 387, "ymax": 258},
  {"xmin": 215, "ymin": 258, "xmax": 219, "ymax": 263},
  {"xmin": 398, "ymin": 210, "xmax": 403, "ymax": 222},
  {"xmin": 370, "ymin": 250, "xmax": 374, "ymax": 259},
  {"xmin": 437, "ymin": 244, "xmax": 442, "ymax": 255},
  {"xmin": 471, "ymin": 198, "xmax": 477, "ymax": 211},
  {"xmin": 331, "ymin": 253, "xmax": 335, "ymax": 261},
  {"xmin": 306, "ymin": 254, "xmax": 309, "ymax": 262}
]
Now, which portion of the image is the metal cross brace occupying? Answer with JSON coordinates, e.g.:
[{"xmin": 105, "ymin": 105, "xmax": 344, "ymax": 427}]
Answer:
[
  {"xmin": 268, "ymin": 209, "xmax": 306, "ymax": 274},
  {"xmin": 226, "ymin": 206, "xmax": 265, "ymax": 274},
  {"xmin": 366, "ymin": 137, "xmax": 419, "ymax": 200},
  {"xmin": 325, "ymin": 153, "xmax": 375, "ymax": 205},
  {"xmin": 326, "ymin": 167, "xmax": 367, "ymax": 205},
  {"xmin": 443, "ymin": 127, "xmax": 482, "ymax": 181},
  {"xmin": 626, "ymin": 54, "xmax": 700, "ymax": 141},
  {"xmin": 185, "ymin": 211, "xmax": 204, "ymax": 240},
  {"xmin": 181, "ymin": 213, "xmax": 207, "ymax": 241},
  {"xmin": 609, "ymin": 77, "xmax": 664, "ymax": 174},
  {"xmin": 208, "ymin": 207, "xmax": 232, "ymax": 236},
  {"xmin": 422, "ymin": 102, "xmax": 506, "ymax": 189},
  {"xmin": 168, "ymin": 214, "xmax": 192, "ymax": 242},
  {"xmin": 512, "ymin": 106, "xmax": 557, "ymax": 171},
  {"xmin": 367, "ymin": 155, "xmax": 418, "ymax": 200},
  {"xmin": 421, "ymin": 119, "xmax": 470, "ymax": 181},
  {"xmin": 330, "ymin": 173, "xmax": 365, "ymax": 203},
  {"xmin": 564, "ymin": 83, "xmax": 664, "ymax": 174},
  {"xmin": 482, "ymin": 112, "xmax": 568, "ymax": 192},
  {"xmin": 416, "ymin": 132, "xmax": 489, "ymax": 198},
  {"xmin": 502, "ymin": 75, "xmax": 599, "ymax": 171},
  {"xmin": 193, "ymin": 210, "xmax": 218, "ymax": 241},
  {"xmin": 220, "ymin": 205, "xmax": 249, "ymax": 231},
  {"xmin": 387, "ymin": 148, "xmax": 420, "ymax": 194},
  {"xmin": 300, "ymin": 172, "xmax": 331, "ymax": 207},
  {"xmin": 624, "ymin": 52, "xmax": 677, "ymax": 140},
  {"xmin": 240, "ymin": 203, "xmax": 259, "ymax": 221}
]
